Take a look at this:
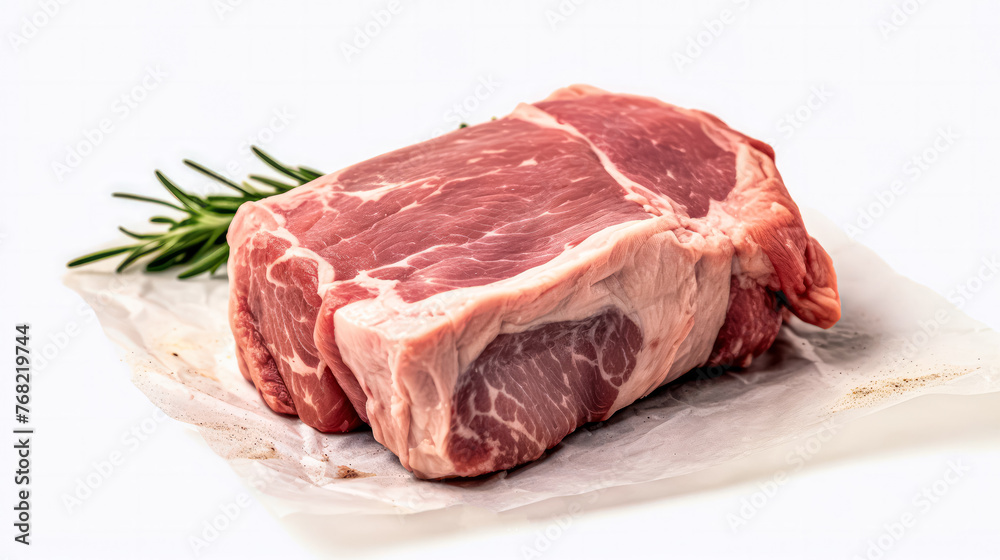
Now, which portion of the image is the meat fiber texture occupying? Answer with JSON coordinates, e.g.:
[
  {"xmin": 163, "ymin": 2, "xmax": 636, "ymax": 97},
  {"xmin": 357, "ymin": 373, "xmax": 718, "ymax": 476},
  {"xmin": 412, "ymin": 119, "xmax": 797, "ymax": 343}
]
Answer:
[{"xmin": 227, "ymin": 85, "xmax": 841, "ymax": 479}]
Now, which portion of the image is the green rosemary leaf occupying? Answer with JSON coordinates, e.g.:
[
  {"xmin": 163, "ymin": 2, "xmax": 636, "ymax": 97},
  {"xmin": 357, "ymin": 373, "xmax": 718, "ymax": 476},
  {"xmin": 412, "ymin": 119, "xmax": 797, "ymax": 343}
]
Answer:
[
  {"xmin": 186, "ymin": 228, "xmax": 227, "ymax": 263},
  {"xmin": 297, "ymin": 166, "xmax": 325, "ymax": 181},
  {"xmin": 70, "ymin": 150, "xmax": 325, "ymax": 278},
  {"xmin": 67, "ymin": 245, "xmax": 138, "ymax": 268},
  {"xmin": 251, "ymin": 146, "xmax": 311, "ymax": 183},
  {"xmin": 239, "ymin": 181, "xmax": 266, "ymax": 197},
  {"xmin": 116, "ymin": 242, "xmax": 163, "ymax": 272},
  {"xmin": 203, "ymin": 195, "xmax": 248, "ymax": 212},
  {"xmin": 145, "ymin": 253, "xmax": 187, "ymax": 272},
  {"xmin": 178, "ymin": 244, "xmax": 229, "ymax": 279},
  {"xmin": 148, "ymin": 229, "xmax": 212, "ymax": 266},
  {"xmin": 119, "ymin": 226, "xmax": 158, "ymax": 240},
  {"xmin": 113, "ymin": 193, "xmax": 188, "ymax": 213},
  {"xmin": 145, "ymin": 229, "xmax": 212, "ymax": 271},
  {"xmin": 248, "ymin": 175, "xmax": 297, "ymax": 192},
  {"xmin": 209, "ymin": 254, "xmax": 227, "ymax": 274},
  {"xmin": 155, "ymin": 171, "xmax": 207, "ymax": 211},
  {"xmin": 182, "ymin": 159, "xmax": 252, "ymax": 195}
]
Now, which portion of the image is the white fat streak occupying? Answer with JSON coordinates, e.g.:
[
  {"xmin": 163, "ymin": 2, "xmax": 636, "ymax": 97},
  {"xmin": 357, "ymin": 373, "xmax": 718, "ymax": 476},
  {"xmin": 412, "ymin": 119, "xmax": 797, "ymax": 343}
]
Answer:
[
  {"xmin": 252, "ymin": 208, "xmax": 338, "ymax": 381},
  {"xmin": 264, "ymin": 226, "xmax": 335, "ymax": 288},
  {"xmin": 393, "ymin": 180, "xmax": 451, "ymax": 213},
  {"xmin": 335, "ymin": 182, "xmax": 403, "ymax": 203},
  {"xmin": 396, "ymin": 244, "xmax": 452, "ymax": 267},
  {"xmin": 282, "ymin": 346, "xmax": 324, "ymax": 380},
  {"xmin": 333, "ymin": 176, "xmax": 443, "ymax": 204},
  {"xmin": 343, "ymin": 218, "xmax": 650, "ymax": 343},
  {"xmin": 450, "ymin": 376, "xmax": 545, "ymax": 453},
  {"xmin": 509, "ymin": 102, "xmax": 678, "ymax": 218},
  {"xmin": 457, "ymin": 344, "xmax": 602, "ymax": 460},
  {"xmin": 264, "ymin": 167, "xmax": 346, "ymax": 213},
  {"xmin": 323, "ymin": 271, "xmax": 400, "ymax": 330}
]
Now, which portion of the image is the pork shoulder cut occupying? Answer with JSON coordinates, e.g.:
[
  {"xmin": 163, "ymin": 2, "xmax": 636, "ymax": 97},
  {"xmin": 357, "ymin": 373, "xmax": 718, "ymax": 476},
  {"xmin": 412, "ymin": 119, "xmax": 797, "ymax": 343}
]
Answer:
[{"xmin": 227, "ymin": 85, "xmax": 841, "ymax": 479}]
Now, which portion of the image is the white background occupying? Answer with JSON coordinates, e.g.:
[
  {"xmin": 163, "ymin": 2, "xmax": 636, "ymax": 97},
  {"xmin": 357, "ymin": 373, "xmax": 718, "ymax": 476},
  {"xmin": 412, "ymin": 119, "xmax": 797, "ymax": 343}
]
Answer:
[{"xmin": 2, "ymin": 1, "xmax": 999, "ymax": 558}]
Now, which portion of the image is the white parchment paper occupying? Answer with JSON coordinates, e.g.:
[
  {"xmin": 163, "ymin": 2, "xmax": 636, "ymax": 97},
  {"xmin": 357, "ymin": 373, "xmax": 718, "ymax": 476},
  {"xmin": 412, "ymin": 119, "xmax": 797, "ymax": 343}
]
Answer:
[{"xmin": 64, "ymin": 211, "xmax": 1000, "ymax": 514}]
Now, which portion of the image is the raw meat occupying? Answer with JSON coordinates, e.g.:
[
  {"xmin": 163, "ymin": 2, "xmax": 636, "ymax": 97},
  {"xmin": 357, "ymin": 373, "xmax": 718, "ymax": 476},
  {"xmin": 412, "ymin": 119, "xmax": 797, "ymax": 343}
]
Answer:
[{"xmin": 227, "ymin": 85, "xmax": 840, "ymax": 479}]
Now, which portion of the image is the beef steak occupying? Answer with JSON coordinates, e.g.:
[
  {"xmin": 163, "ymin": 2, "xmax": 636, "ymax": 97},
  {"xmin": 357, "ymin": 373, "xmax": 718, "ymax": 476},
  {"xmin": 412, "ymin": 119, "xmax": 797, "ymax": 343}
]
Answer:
[{"xmin": 227, "ymin": 85, "xmax": 840, "ymax": 478}]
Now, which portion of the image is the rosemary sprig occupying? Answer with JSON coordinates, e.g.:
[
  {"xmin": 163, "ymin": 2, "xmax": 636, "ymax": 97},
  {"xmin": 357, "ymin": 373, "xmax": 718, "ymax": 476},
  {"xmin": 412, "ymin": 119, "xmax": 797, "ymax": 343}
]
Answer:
[{"xmin": 68, "ymin": 146, "xmax": 323, "ymax": 279}]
